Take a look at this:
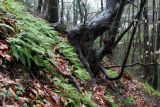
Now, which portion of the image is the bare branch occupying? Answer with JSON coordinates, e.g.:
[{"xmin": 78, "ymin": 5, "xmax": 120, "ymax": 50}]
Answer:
[
  {"xmin": 106, "ymin": 62, "xmax": 157, "ymax": 69},
  {"xmin": 114, "ymin": 0, "xmax": 146, "ymax": 46},
  {"xmin": 100, "ymin": 0, "xmax": 147, "ymax": 81}
]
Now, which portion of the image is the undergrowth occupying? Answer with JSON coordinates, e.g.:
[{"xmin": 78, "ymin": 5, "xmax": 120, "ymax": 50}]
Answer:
[
  {"xmin": 0, "ymin": 0, "xmax": 95, "ymax": 106},
  {"xmin": 143, "ymin": 83, "xmax": 160, "ymax": 97}
]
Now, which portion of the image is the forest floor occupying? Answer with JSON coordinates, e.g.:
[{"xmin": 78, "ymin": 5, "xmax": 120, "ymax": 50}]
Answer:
[
  {"xmin": 0, "ymin": 1, "xmax": 160, "ymax": 106},
  {"xmin": 0, "ymin": 63, "xmax": 160, "ymax": 107},
  {"xmin": 106, "ymin": 77, "xmax": 160, "ymax": 107}
]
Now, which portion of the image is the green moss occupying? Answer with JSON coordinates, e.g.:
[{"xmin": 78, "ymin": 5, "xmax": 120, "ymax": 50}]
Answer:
[
  {"xmin": 107, "ymin": 70, "xmax": 119, "ymax": 78},
  {"xmin": 123, "ymin": 97, "xmax": 135, "ymax": 106},
  {"xmin": 104, "ymin": 91, "xmax": 116, "ymax": 106},
  {"xmin": 112, "ymin": 103, "xmax": 120, "ymax": 107},
  {"xmin": 143, "ymin": 83, "xmax": 160, "ymax": 97}
]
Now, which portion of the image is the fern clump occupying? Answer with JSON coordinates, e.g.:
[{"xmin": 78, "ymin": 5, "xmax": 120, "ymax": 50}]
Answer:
[{"xmin": 0, "ymin": 0, "xmax": 96, "ymax": 106}]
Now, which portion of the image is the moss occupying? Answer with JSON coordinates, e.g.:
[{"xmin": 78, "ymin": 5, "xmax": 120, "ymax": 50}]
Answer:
[
  {"xmin": 112, "ymin": 103, "xmax": 120, "ymax": 107},
  {"xmin": 107, "ymin": 70, "xmax": 119, "ymax": 78},
  {"xmin": 123, "ymin": 97, "xmax": 135, "ymax": 106},
  {"xmin": 143, "ymin": 83, "xmax": 160, "ymax": 97}
]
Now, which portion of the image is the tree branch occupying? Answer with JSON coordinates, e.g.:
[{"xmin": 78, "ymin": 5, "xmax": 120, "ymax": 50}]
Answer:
[
  {"xmin": 100, "ymin": 0, "xmax": 147, "ymax": 80},
  {"xmin": 114, "ymin": 1, "xmax": 145, "ymax": 46},
  {"xmin": 106, "ymin": 62, "xmax": 156, "ymax": 69}
]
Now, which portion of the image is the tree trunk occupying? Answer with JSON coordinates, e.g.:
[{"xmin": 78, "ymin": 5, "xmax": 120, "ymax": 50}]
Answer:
[
  {"xmin": 143, "ymin": 1, "xmax": 152, "ymax": 82},
  {"xmin": 47, "ymin": 0, "xmax": 59, "ymax": 23},
  {"xmin": 68, "ymin": 0, "xmax": 123, "ymax": 78},
  {"xmin": 101, "ymin": 0, "xmax": 104, "ymax": 11},
  {"xmin": 143, "ymin": 0, "xmax": 158, "ymax": 89},
  {"xmin": 37, "ymin": 0, "xmax": 43, "ymax": 13},
  {"xmin": 77, "ymin": 0, "xmax": 83, "ymax": 23},
  {"xmin": 73, "ymin": 0, "xmax": 78, "ymax": 25},
  {"xmin": 60, "ymin": 0, "xmax": 64, "ymax": 22},
  {"xmin": 155, "ymin": 0, "xmax": 160, "ymax": 90},
  {"xmin": 151, "ymin": 0, "xmax": 158, "ymax": 89},
  {"xmin": 66, "ymin": 0, "xmax": 146, "ymax": 81}
]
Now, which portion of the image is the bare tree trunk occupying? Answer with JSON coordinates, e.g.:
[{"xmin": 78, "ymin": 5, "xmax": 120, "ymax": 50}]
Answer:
[
  {"xmin": 143, "ymin": 1, "xmax": 151, "ymax": 81},
  {"xmin": 67, "ymin": 0, "xmax": 146, "ymax": 80},
  {"xmin": 37, "ymin": 0, "xmax": 43, "ymax": 13},
  {"xmin": 77, "ymin": 0, "xmax": 83, "ymax": 23},
  {"xmin": 101, "ymin": 0, "xmax": 104, "ymax": 11},
  {"xmin": 151, "ymin": 0, "xmax": 158, "ymax": 89},
  {"xmin": 60, "ymin": 0, "xmax": 64, "ymax": 22},
  {"xmin": 143, "ymin": 0, "xmax": 158, "ymax": 89},
  {"xmin": 47, "ymin": 0, "xmax": 59, "ymax": 23},
  {"xmin": 157, "ymin": 0, "xmax": 160, "ymax": 91},
  {"xmin": 42, "ymin": 0, "xmax": 49, "ymax": 14},
  {"xmin": 68, "ymin": 0, "xmax": 124, "ymax": 79},
  {"xmin": 73, "ymin": 0, "xmax": 78, "ymax": 25}
]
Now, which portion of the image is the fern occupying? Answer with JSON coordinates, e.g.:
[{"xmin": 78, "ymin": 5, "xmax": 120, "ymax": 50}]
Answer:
[
  {"xmin": 55, "ymin": 80, "xmax": 97, "ymax": 107},
  {"xmin": 58, "ymin": 42, "xmax": 91, "ymax": 81},
  {"xmin": 0, "ymin": 23, "xmax": 14, "ymax": 33},
  {"xmin": 1, "ymin": 1, "xmax": 96, "ymax": 106}
]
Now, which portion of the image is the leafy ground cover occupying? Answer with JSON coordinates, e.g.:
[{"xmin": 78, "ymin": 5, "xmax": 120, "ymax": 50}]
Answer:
[
  {"xmin": 0, "ymin": 0, "xmax": 160, "ymax": 107},
  {"xmin": 0, "ymin": 1, "xmax": 96, "ymax": 106}
]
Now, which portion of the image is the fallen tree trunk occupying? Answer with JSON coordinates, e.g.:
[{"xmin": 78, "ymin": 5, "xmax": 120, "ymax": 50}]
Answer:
[
  {"xmin": 56, "ymin": 0, "xmax": 146, "ymax": 81},
  {"xmin": 66, "ymin": 0, "xmax": 126, "ymax": 80}
]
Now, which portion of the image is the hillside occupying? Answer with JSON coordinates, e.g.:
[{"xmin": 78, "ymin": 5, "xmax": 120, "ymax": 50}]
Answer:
[{"xmin": 0, "ymin": 1, "xmax": 160, "ymax": 107}]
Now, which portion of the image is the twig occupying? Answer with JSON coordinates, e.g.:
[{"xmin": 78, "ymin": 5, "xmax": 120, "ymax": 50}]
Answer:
[{"xmin": 106, "ymin": 62, "xmax": 156, "ymax": 69}]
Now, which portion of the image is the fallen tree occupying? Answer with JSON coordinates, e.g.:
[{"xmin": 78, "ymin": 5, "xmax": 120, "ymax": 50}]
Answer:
[{"xmin": 65, "ymin": 0, "xmax": 147, "ymax": 81}]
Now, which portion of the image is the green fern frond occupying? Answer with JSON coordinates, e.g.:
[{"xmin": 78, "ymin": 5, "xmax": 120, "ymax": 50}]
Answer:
[
  {"xmin": 0, "ymin": 23, "xmax": 15, "ymax": 35},
  {"xmin": 1, "ymin": 1, "xmax": 95, "ymax": 106}
]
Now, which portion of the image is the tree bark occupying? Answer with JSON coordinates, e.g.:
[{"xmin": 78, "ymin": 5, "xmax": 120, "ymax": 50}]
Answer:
[
  {"xmin": 47, "ymin": 0, "xmax": 59, "ymax": 23},
  {"xmin": 67, "ymin": 0, "xmax": 121, "ymax": 79},
  {"xmin": 60, "ymin": 0, "xmax": 64, "ymax": 22},
  {"xmin": 37, "ymin": 0, "xmax": 43, "ymax": 13},
  {"xmin": 66, "ymin": 0, "xmax": 146, "ymax": 81}
]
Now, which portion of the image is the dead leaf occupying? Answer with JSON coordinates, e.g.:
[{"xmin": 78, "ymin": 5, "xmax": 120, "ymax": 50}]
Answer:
[{"xmin": 0, "ymin": 42, "xmax": 8, "ymax": 50}]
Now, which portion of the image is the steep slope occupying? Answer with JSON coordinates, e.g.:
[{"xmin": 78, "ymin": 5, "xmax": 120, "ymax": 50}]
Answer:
[
  {"xmin": 0, "ymin": 1, "xmax": 96, "ymax": 106},
  {"xmin": 0, "ymin": 1, "xmax": 160, "ymax": 107}
]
